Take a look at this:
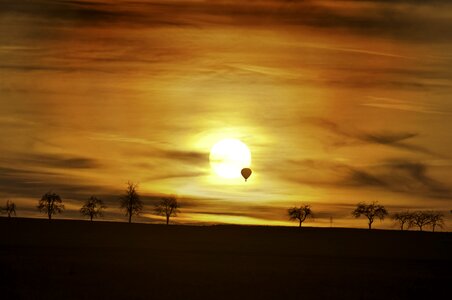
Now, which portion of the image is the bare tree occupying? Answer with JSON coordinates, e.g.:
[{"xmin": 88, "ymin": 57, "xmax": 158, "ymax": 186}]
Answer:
[
  {"xmin": 155, "ymin": 196, "xmax": 180, "ymax": 225},
  {"xmin": 392, "ymin": 211, "xmax": 412, "ymax": 231},
  {"xmin": 38, "ymin": 192, "xmax": 64, "ymax": 220},
  {"xmin": 352, "ymin": 202, "xmax": 388, "ymax": 230},
  {"xmin": 80, "ymin": 196, "xmax": 106, "ymax": 221},
  {"xmin": 119, "ymin": 182, "xmax": 143, "ymax": 223},
  {"xmin": 2, "ymin": 200, "xmax": 16, "ymax": 218},
  {"xmin": 288, "ymin": 205, "xmax": 313, "ymax": 227},
  {"xmin": 408, "ymin": 211, "xmax": 431, "ymax": 231},
  {"xmin": 427, "ymin": 212, "xmax": 444, "ymax": 232}
]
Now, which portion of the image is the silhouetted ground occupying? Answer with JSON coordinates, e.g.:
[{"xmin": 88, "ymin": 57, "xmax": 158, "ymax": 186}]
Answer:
[{"xmin": 1, "ymin": 218, "xmax": 450, "ymax": 299}]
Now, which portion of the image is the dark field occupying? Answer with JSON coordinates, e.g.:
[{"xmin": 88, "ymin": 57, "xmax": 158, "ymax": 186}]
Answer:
[{"xmin": 1, "ymin": 218, "xmax": 450, "ymax": 299}]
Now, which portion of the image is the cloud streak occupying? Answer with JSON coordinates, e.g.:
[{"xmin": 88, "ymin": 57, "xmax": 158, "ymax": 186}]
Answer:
[
  {"xmin": 20, "ymin": 153, "xmax": 100, "ymax": 169},
  {"xmin": 2, "ymin": 0, "xmax": 452, "ymax": 42},
  {"xmin": 362, "ymin": 97, "xmax": 450, "ymax": 115},
  {"xmin": 287, "ymin": 159, "xmax": 452, "ymax": 200},
  {"xmin": 309, "ymin": 118, "xmax": 436, "ymax": 156}
]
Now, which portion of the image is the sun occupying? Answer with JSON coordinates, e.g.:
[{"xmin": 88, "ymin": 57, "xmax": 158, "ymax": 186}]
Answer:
[{"xmin": 210, "ymin": 139, "xmax": 251, "ymax": 179}]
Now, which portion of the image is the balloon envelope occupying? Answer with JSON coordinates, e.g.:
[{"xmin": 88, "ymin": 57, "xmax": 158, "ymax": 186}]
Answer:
[{"xmin": 241, "ymin": 168, "xmax": 252, "ymax": 181}]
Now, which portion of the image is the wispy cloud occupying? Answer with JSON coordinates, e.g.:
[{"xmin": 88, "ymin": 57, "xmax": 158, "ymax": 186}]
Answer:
[
  {"xmin": 18, "ymin": 153, "xmax": 100, "ymax": 169},
  {"xmin": 0, "ymin": 166, "xmax": 104, "ymax": 199},
  {"xmin": 2, "ymin": 0, "xmax": 451, "ymax": 42},
  {"xmin": 287, "ymin": 159, "xmax": 452, "ymax": 200},
  {"xmin": 362, "ymin": 97, "xmax": 450, "ymax": 115},
  {"xmin": 309, "ymin": 118, "xmax": 436, "ymax": 156}
]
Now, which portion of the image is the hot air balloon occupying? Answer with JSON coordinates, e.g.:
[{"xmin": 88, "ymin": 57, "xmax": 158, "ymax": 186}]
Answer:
[{"xmin": 241, "ymin": 168, "xmax": 252, "ymax": 182}]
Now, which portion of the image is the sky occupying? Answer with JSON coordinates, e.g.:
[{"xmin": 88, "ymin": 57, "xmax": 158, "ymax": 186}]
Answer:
[{"xmin": 1, "ymin": 0, "xmax": 452, "ymax": 229}]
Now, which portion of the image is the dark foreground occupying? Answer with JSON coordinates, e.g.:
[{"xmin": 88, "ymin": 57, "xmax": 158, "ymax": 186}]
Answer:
[{"xmin": 1, "ymin": 218, "xmax": 450, "ymax": 299}]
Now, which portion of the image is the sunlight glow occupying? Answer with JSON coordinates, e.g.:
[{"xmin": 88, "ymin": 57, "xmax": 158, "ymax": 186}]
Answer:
[{"xmin": 209, "ymin": 139, "xmax": 251, "ymax": 179}]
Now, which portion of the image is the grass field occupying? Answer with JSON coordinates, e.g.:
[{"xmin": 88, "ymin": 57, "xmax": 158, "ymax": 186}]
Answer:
[{"xmin": 1, "ymin": 217, "xmax": 450, "ymax": 299}]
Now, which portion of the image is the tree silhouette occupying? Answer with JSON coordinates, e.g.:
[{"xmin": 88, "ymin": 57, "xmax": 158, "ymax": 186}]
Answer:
[
  {"xmin": 80, "ymin": 196, "xmax": 106, "ymax": 221},
  {"xmin": 119, "ymin": 182, "xmax": 143, "ymax": 223},
  {"xmin": 288, "ymin": 205, "xmax": 313, "ymax": 227},
  {"xmin": 392, "ymin": 211, "xmax": 412, "ymax": 231},
  {"xmin": 352, "ymin": 202, "xmax": 388, "ymax": 229},
  {"xmin": 37, "ymin": 192, "xmax": 64, "ymax": 220},
  {"xmin": 427, "ymin": 212, "xmax": 444, "ymax": 232},
  {"xmin": 408, "ymin": 211, "xmax": 431, "ymax": 231},
  {"xmin": 2, "ymin": 200, "xmax": 16, "ymax": 218},
  {"xmin": 155, "ymin": 196, "xmax": 180, "ymax": 225}
]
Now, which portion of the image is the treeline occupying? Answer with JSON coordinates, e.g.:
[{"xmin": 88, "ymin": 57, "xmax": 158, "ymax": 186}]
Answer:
[
  {"xmin": 393, "ymin": 211, "xmax": 444, "ymax": 232},
  {"xmin": 1, "ymin": 188, "xmax": 448, "ymax": 232},
  {"xmin": 287, "ymin": 201, "xmax": 446, "ymax": 232},
  {"xmin": 1, "ymin": 182, "xmax": 180, "ymax": 225}
]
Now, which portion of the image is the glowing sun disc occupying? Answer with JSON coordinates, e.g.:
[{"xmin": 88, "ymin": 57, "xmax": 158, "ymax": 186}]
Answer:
[{"xmin": 210, "ymin": 139, "xmax": 251, "ymax": 179}]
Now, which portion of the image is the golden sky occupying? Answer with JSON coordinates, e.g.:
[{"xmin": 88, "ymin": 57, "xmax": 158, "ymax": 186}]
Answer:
[{"xmin": 1, "ymin": 0, "xmax": 452, "ymax": 228}]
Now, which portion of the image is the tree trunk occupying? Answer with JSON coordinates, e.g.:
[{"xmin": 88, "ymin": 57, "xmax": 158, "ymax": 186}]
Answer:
[
  {"xmin": 128, "ymin": 213, "xmax": 132, "ymax": 224},
  {"xmin": 432, "ymin": 224, "xmax": 436, "ymax": 232},
  {"xmin": 90, "ymin": 215, "xmax": 93, "ymax": 222},
  {"xmin": 166, "ymin": 215, "xmax": 169, "ymax": 225},
  {"xmin": 299, "ymin": 219, "xmax": 302, "ymax": 227},
  {"xmin": 368, "ymin": 221, "xmax": 372, "ymax": 230},
  {"xmin": 400, "ymin": 223, "xmax": 404, "ymax": 231},
  {"xmin": 419, "ymin": 225, "xmax": 423, "ymax": 231},
  {"xmin": 48, "ymin": 212, "xmax": 52, "ymax": 220}
]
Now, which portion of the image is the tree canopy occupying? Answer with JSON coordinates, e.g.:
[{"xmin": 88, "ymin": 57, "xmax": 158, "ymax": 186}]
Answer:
[
  {"xmin": 80, "ymin": 196, "xmax": 106, "ymax": 221},
  {"xmin": 120, "ymin": 182, "xmax": 143, "ymax": 223},
  {"xmin": 155, "ymin": 196, "xmax": 180, "ymax": 225},
  {"xmin": 352, "ymin": 202, "xmax": 388, "ymax": 229},
  {"xmin": 2, "ymin": 200, "xmax": 16, "ymax": 218},
  {"xmin": 37, "ymin": 192, "xmax": 64, "ymax": 220},
  {"xmin": 288, "ymin": 205, "xmax": 313, "ymax": 227}
]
